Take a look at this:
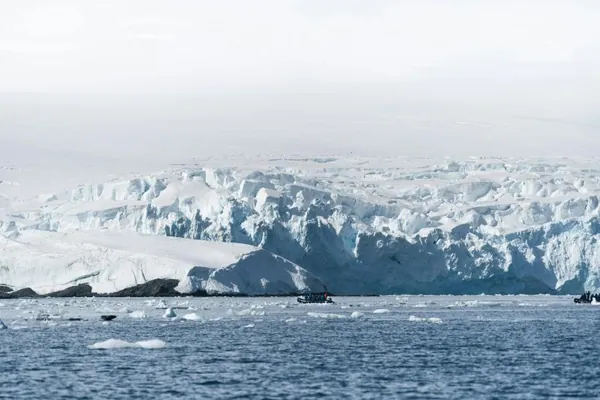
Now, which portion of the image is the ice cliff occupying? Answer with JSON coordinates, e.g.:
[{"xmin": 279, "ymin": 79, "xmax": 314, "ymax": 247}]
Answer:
[{"xmin": 2, "ymin": 155, "xmax": 600, "ymax": 294}]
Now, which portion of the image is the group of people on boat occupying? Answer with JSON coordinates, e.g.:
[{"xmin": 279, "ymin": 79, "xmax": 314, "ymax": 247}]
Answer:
[
  {"xmin": 297, "ymin": 292, "xmax": 333, "ymax": 303},
  {"xmin": 574, "ymin": 291, "xmax": 600, "ymax": 304}
]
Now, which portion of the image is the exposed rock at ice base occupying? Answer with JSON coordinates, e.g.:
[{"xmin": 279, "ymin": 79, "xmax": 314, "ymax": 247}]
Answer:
[
  {"xmin": 0, "ymin": 230, "xmax": 325, "ymax": 295},
  {"xmin": 3, "ymin": 155, "xmax": 600, "ymax": 294}
]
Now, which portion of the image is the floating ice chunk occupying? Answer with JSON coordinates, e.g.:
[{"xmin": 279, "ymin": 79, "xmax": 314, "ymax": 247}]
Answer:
[
  {"xmin": 408, "ymin": 315, "xmax": 443, "ymax": 323},
  {"xmin": 242, "ymin": 324, "xmax": 255, "ymax": 328},
  {"xmin": 350, "ymin": 312, "xmax": 364, "ymax": 318},
  {"xmin": 163, "ymin": 308, "xmax": 177, "ymax": 318},
  {"xmin": 182, "ymin": 313, "xmax": 203, "ymax": 321},
  {"xmin": 307, "ymin": 312, "xmax": 347, "ymax": 319},
  {"xmin": 136, "ymin": 339, "xmax": 167, "ymax": 349},
  {"xmin": 155, "ymin": 300, "xmax": 168, "ymax": 309},
  {"xmin": 129, "ymin": 310, "xmax": 147, "ymax": 319},
  {"xmin": 89, "ymin": 338, "xmax": 167, "ymax": 349},
  {"xmin": 0, "ymin": 319, "xmax": 7, "ymax": 329},
  {"xmin": 285, "ymin": 317, "xmax": 297, "ymax": 323},
  {"xmin": 235, "ymin": 308, "xmax": 253, "ymax": 316},
  {"xmin": 373, "ymin": 309, "xmax": 390, "ymax": 314}
]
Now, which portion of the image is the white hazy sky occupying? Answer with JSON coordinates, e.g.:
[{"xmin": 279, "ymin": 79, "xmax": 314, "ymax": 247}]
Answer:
[{"xmin": 1, "ymin": 0, "xmax": 598, "ymax": 160}]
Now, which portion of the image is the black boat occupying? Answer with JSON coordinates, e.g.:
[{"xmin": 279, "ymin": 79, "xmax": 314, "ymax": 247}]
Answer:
[
  {"xmin": 574, "ymin": 291, "xmax": 600, "ymax": 304},
  {"xmin": 297, "ymin": 292, "xmax": 334, "ymax": 304}
]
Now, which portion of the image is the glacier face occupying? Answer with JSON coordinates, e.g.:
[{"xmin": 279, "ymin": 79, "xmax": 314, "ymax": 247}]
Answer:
[{"xmin": 2, "ymin": 155, "xmax": 600, "ymax": 294}]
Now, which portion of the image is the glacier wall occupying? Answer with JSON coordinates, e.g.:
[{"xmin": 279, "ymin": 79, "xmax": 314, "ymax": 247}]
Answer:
[{"xmin": 4, "ymin": 156, "xmax": 600, "ymax": 294}]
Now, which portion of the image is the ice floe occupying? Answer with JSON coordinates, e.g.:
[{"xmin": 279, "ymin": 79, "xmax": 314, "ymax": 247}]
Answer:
[{"xmin": 88, "ymin": 338, "xmax": 167, "ymax": 349}]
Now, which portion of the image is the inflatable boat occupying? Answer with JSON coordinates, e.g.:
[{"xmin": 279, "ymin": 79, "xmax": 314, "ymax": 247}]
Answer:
[{"xmin": 297, "ymin": 292, "xmax": 334, "ymax": 304}]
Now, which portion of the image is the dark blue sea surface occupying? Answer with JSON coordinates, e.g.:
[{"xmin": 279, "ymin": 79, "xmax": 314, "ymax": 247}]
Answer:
[{"xmin": 0, "ymin": 296, "xmax": 598, "ymax": 399}]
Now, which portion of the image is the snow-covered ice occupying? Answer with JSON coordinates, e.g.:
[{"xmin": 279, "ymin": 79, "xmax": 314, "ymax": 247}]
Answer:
[{"xmin": 3, "ymin": 155, "xmax": 600, "ymax": 294}]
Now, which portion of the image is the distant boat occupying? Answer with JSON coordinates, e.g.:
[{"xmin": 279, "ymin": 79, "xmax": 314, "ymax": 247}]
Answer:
[
  {"xmin": 574, "ymin": 292, "xmax": 600, "ymax": 304},
  {"xmin": 297, "ymin": 292, "xmax": 334, "ymax": 304}
]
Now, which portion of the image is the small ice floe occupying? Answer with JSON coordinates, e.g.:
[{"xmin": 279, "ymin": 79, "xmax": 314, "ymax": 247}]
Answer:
[
  {"xmin": 447, "ymin": 300, "xmax": 479, "ymax": 308},
  {"xmin": 408, "ymin": 315, "xmax": 443, "ymax": 324},
  {"xmin": 163, "ymin": 308, "xmax": 177, "ymax": 318},
  {"xmin": 155, "ymin": 300, "xmax": 168, "ymax": 309},
  {"xmin": 88, "ymin": 338, "xmax": 167, "ymax": 350},
  {"xmin": 0, "ymin": 319, "xmax": 7, "ymax": 329},
  {"xmin": 307, "ymin": 312, "xmax": 347, "ymax": 319},
  {"xmin": 242, "ymin": 324, "xmax": 255, "ymax": 329},
  {"xmin": 182, "ymin": 313, "xmax": 202, "ymax": 321},
  {"xmin": 129, "ymin": 311, "xmax": 147, "ymax": 319},
  {"xmin": 372, "ymin": 309, "xmax": 390, "ymax": 314},
  {"xmin": 350, "ymin": 311, "xmax": 364, "ymax": 319},
  {"xmin": 284, "ymin": 317, "xmax": 297, "ymax": 323}
]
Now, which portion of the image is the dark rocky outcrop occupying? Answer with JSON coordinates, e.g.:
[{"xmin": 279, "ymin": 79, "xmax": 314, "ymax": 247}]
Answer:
[
  {"xmin": 0, "ymin": 287, "xmax": 40, "ymax": 299},
  {"xmin": 0, "ymin": 284, "xmax": 12, "ymax": 294},
  {"xmin": 110, "ymin": 279, "xmax": 188, "ymax": 297},
  {"xmin": 0, "ymin": 279, "xmax": 310, "ymax": 298},
  {"xmin": 46, "ymin": 284, "xmax": 94, "ymax": 297}
]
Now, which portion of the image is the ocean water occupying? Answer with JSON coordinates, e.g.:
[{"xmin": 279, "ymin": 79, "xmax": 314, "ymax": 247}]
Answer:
[{"xmin": 1, "ymin": 295, "xmax": 599, "ymax": 399}]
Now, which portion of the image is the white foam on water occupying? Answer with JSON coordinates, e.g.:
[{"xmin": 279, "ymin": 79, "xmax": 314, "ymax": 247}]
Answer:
[
  {"xmin": 89, "ymin": 338, "xmax": 167, "ymax": 349},
  {"xmin": 373, "ymin": 309, "xmax": 390, "ymax": 314},
  {"xmin": 242, "ymin": 324, "xmax": 255, "ymax": 328},
  {"xmin": 350, "ymin": 311, "xmax": 364, "ymax": 318},
  {"xmin": 284, "ymin": 317, "xmax": 297, "ymax": 323},
  {"xmin": 307, "ymin": 312, "xmax": 347, "ymax": 319}
]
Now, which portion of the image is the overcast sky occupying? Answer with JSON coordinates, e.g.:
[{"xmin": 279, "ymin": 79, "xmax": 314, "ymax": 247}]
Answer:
[{"xmin": 1, "ymin": 0, "xmax": 598, "ymax": 160}]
